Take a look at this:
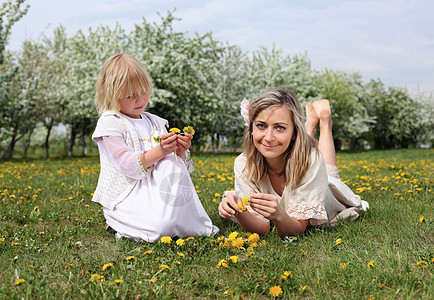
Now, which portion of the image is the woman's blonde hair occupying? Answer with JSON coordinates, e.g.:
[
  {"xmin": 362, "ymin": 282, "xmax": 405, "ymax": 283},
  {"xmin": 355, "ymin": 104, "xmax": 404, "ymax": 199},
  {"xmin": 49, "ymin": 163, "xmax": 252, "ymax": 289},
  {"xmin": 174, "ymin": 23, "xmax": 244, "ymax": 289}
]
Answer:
[
  {"xmin": 95, "ymin": 53, "xmax": 152, "ymax": 115},
  {"xmin": 243, "ymin": 88, "xmax": 318, "ymax": 190}
]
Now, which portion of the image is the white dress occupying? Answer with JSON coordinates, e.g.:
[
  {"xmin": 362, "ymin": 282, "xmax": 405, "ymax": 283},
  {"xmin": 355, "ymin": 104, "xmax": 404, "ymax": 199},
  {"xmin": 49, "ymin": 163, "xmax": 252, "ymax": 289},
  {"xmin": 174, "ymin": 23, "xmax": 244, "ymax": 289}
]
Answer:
[
  {"xmin": 94, "ymin": 113, "xmax": 219, "ymax": 242},
  {"xmin": 233, "ymin": 151, "xmax": 369, "ymax": 226}
]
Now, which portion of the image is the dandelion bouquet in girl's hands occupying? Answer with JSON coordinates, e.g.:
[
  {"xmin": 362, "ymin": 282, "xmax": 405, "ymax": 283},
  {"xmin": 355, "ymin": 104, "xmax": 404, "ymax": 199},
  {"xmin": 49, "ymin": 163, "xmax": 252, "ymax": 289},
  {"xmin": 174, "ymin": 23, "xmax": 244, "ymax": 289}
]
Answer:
[{"xmin": 169, "ymin": 125, "xmax": 195, "ymax": 159}]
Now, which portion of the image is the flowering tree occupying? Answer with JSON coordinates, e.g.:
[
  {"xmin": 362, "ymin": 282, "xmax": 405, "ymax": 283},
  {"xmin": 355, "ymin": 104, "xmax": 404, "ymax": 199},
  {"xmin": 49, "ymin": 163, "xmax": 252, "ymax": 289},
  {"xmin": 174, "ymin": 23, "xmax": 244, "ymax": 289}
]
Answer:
[
  {"xmin": 210, "ymin": 44, "xmax": 249, "ymax": 152},
  {"xmin": 315, "ymin": 69, "xmax": 375, "ymax": 150},
  {"xmin": 0, "ymin": 0, "xmax": 30, "ymax": 158},
  {"xmin": 63, "ymin": 24, "xmax": 128, "ymax": 156},
  {"xmin": 128, "ymin": 12, "xmax": 225, "ymax": 149}
]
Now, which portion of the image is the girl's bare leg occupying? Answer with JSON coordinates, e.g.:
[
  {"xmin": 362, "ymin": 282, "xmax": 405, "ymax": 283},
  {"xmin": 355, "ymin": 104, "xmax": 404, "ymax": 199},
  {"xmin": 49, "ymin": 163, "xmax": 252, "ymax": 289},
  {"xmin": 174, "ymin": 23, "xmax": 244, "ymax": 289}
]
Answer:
[{"xmin": 311, "ymin": 99, "xmax": 337, "ymax": 167}]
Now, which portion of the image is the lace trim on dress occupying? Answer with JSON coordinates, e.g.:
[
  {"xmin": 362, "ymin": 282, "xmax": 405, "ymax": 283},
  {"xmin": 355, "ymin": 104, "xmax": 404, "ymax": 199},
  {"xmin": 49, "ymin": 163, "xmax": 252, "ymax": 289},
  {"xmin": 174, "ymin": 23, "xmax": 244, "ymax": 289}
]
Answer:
[
  {"xmin": 287, "ymin": 202, "xmax": 328, "ymax": 226},
  {"xmin": 137, "ymin": 151, "xmax": 154, "ymax": 174}
]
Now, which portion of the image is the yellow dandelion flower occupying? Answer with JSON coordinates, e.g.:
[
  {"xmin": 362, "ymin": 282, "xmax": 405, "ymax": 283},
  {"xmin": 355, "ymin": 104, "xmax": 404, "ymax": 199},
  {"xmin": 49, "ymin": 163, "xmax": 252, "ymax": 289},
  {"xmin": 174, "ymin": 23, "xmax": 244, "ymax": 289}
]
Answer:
[
  {"xmin": 378, "ymin": 283, "xmax": 383, "ymax": 289},
  {"xmin": 177, "ymin": 252, "xmax": 185, "ymax": 257},
  {"xmin": 340, "ymin": 263, "xmax": 347, "ymax": 270},
  {"xmin": 176, "ymin": 239, "xmax": 185, "ymax": 246},
  {"xmin": 280, "ymin": 275, "xmax": 288, "ymax": 280},
  {"xmin": 214, "ymin": 193, "xmax": 221, "ymax": 197},
  {"xmin": 186, "ymin": 237, "xmax": 195, "ymax": 241},
  {"xmin": 237, "ymin": 203, "xmax": 247, "ymax": 211},
  {"xmin": 159, "ymin": 264, "xmax": 170, "ymax": 271},
  {"xmin": 183, "ymin": 126, "xmax": 195, "ymax": 135},
  {"xmin": 242, "ymin": 196, "xmax": 250, "ymax": 205},
  {"xmin": 228, "ymin": 231, "xmax": 239, "ymax": 241},
  {"xmin": 335, "ymin": 238, "xmax": 342, "ymax": 245},
  {"xmin": 269, "ymin": 285, "xmax": 283, "ymax": 297},
  {"xmin": 114, "ymin": 279, "xmax": 124, "ymax": 284},
  {"xmin": 419, "ymin": 216, "xmax": 425, "ymax": 223},
  {"xmin": 231, "ymin": 237, "xmax": 244, "ymax": 248},
  {"xmin": 217, "ymin": 259, "xmax": 229, "ymax": 268},
  {"xmin": 150, "ymin": 277, "xmax": 158, "ymax": 283},
  {"xmin": 125, "ymin": 256, "xmax": 136, "ymax": 261},
  {"xmin": 144, "ymin": 250, "xmax": 152, "ymax": 255},
  {"xmin": 89, "ymin": 274, "xmax": 104, "ymax": 282},
  {"xmin": 64, "ymin": 264, "xmax": 74, "ymax": 269},
  {"xmin": 283, "ymin": 271, "xmax": 292, "ymax": 277},
  {"xmin": 248, "ymin": 233, "xmax": 260, "ymax": 243},
  {"xmin": 367, "ymin": 260, "xmax": 375, "ymax": 269},
  {"xmin": 301, "ymin": 249, "xmax": 307, "ymax": 256},
  {"xmin": 160, "ymin": 236, "xmax": 172, "ymax": 244},
  {"xmin": 174, "ymin": 260, "xmax": 181, "ymax": 265},
  {"xmin": 15, "ymin": 278, "xmax": 25, "ymax": 285},
  {"xmin": 169, "ymin": 127, "xmax": 181, "ymax": 134},
  {"xmin": 228, "ymin": 255, "xmax": 239, "ymax": 263},
  {"xmin": 102, "ymin": 263, "xmax": 113, "ymax": 271},
  {"xmin": 417, "ymin": 260, "xmax": 428, "ymax": 268}
]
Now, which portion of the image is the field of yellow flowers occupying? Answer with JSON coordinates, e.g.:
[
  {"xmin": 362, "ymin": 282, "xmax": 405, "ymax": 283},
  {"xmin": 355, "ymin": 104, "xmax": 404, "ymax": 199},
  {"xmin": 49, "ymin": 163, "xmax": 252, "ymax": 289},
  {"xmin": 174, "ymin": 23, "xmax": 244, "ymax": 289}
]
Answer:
[{"xmin": 0, "ymin": 149, "xmax": 432, "ymax": 299}]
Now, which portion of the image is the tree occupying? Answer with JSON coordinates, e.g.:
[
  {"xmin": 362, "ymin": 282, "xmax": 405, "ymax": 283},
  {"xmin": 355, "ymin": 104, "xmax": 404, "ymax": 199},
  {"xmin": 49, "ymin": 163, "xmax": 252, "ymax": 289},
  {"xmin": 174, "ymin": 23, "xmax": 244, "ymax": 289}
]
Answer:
[
  {"xmin": 315, "ymin": 70, "xmax": 374, "ymax": 150},
  {"xmin": 0, "ymin": 0, "xmax": 29, "ymax": 64},
  {"xmin": 129, "ymin": 11, "xmax": 224, "ymax": 150},
  {"xmin": 363, "ymin": 80, "xmax": 420, "ymax": 149},
  {"xmin": 63, "ymin": 24, "xmax": 128, "ymax": 156},
  {"xmin": 0, "ymin": 0, "xmax": 30, "ymax": 158},
  {"xmin": 211, "ymin": 44, "xmax": 249, "ymax": 152}
]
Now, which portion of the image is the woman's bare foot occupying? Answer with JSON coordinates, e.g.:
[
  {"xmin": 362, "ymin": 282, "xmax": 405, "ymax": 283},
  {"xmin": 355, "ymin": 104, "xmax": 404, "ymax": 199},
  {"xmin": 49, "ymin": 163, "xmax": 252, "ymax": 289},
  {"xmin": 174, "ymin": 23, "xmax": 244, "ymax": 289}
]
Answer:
[
  {"xmin": 311, "ymin": 99, "xmax": 332, "ymax": 127},
  {"xmin": 305, "ymin": 102, "xmax": 319, "ymax": 136}
]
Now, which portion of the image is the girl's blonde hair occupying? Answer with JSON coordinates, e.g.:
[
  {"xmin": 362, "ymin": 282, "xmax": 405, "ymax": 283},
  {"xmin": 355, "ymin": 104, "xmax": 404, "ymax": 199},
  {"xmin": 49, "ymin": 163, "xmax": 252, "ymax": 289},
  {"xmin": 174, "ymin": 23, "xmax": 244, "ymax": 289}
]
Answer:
[
  {"xmin": 95, "ymin": 53, "xmax": 152, "ymax": 115},
  {"xmin": 243, "ymin": 88, "xmax": 318, "ymax": 190}
]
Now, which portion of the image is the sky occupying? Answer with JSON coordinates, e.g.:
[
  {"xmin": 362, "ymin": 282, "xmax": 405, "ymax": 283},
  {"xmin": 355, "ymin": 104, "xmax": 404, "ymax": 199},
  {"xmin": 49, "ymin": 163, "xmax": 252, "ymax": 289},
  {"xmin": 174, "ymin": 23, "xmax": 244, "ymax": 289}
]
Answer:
[{"xmin": 6, "ymin": 0, "xmax": 434, "ymax": 96}]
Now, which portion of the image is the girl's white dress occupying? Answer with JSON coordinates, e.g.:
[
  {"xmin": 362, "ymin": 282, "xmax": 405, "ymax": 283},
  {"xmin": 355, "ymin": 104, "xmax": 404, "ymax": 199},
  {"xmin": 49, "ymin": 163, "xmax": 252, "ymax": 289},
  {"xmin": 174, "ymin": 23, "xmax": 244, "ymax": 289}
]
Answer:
[{"xmin": 93, "ymin": 113, "xmax": 218, "ymax": 242}]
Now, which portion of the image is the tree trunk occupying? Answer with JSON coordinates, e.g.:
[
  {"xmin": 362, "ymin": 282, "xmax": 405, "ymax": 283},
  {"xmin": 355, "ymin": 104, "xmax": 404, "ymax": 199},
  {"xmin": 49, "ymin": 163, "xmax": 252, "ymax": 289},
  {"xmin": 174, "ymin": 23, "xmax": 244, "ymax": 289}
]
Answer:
[
  {"xmin": 82, "ymin": 133, "xmax": 88, "ymax": 157},
  {"xmin": 211, "ymin": 134, "xmax": 215, "ymax": 153},
  {"xmin": 68, "ymin": 124, "xmax": 77, "ymax": 157},
  {"xmin": 44, "ymin": 119, "xmax": 54, "ymax": 159},
  {"xmin": 23, "ymin": 130, "xmax": 33, "ymax": 159},
  {"xmin": 2, "ymin": 124, "xmax": 19, "ymax": 159}
]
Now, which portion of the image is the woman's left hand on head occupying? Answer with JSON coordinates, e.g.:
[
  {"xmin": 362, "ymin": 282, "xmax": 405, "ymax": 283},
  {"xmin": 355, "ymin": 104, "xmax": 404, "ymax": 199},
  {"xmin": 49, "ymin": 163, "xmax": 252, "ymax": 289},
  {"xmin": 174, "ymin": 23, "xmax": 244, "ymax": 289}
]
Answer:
[{"xmin": 249, "ymin": 192, "xmax": 283, "ymax": 221}]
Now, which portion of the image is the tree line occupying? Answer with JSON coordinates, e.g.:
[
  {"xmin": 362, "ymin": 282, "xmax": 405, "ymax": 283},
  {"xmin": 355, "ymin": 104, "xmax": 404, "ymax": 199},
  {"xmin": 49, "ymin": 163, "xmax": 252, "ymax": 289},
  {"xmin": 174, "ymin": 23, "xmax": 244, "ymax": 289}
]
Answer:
[{"xmin": 1, "ymin": 0, "xmax": 432, "ymax": 159}]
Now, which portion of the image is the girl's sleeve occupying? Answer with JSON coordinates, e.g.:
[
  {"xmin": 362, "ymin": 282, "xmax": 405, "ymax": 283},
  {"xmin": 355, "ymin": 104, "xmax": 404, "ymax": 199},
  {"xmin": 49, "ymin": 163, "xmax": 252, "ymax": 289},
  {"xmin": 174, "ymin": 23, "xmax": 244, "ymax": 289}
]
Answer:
[
  {"xmin": 284, "ymin": 152, "xmax": 329, "ymax": 225},
  {"xmin": 96, "ymin": 135, "xmax": 153, "ymax": 180}
]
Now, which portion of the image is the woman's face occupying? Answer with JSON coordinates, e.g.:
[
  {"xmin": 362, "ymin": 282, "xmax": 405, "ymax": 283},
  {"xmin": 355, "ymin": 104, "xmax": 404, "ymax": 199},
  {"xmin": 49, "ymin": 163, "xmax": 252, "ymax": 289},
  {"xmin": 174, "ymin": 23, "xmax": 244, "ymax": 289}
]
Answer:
[{"xmin": 252, "ymin": 106, "xmax": 294, "ymax": 166}]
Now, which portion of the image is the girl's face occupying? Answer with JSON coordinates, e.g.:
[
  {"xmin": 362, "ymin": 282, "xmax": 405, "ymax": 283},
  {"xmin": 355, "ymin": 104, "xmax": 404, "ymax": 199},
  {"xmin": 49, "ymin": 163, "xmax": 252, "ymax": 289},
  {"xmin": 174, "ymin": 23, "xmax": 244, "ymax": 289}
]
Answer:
[
  {"xmin": 252, "ymin": 106, "xmax": 294, "ymax": 165},
  {"xmin": 118, "ymin": 89, "xmax": 150, "ymax": 119}
]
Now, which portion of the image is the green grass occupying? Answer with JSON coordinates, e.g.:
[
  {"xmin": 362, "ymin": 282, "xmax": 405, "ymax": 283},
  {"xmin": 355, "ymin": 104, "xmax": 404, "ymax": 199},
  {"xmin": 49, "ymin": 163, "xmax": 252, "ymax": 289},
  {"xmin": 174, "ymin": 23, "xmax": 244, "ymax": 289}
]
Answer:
[{"xmin": 1, "ymin": 149, "xmax": 433, "ymax": 299}]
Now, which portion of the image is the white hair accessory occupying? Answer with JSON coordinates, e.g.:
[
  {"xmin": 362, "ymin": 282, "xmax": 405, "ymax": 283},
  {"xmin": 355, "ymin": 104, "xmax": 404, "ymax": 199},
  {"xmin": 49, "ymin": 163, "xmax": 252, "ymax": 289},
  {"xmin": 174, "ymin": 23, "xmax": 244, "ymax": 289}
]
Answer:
[{"xmin": 240, "ymin": 99, "xmax": 250, "ymax": 126}]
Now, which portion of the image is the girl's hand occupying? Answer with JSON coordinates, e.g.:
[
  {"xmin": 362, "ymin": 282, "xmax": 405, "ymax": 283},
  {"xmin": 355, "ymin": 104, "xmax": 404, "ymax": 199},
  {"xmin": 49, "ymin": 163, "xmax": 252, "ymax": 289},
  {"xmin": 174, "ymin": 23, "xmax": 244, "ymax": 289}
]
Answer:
[
  {"xmin": 159, "ymin": 131, "xmax": 178, "ymax": 156},
  {"xmin": 175, "ymin": 133, "xmax": 192, "ymax": 158},
  {"xmin": 218, "ymin": 191, "xmax": 244, "ymax": 218},
  {"xmin": 249, "ymin": 192, "xmax": 284, "ymax": 221}
]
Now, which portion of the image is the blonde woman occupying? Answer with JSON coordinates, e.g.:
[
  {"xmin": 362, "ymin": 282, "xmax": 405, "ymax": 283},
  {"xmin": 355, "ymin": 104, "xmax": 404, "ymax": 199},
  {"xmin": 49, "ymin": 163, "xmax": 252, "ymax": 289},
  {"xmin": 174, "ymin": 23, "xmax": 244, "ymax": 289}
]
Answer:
[
  {"xmin": 92, "ymin": 53, "xmax": 218, "ymax": 242},
  {"xmin": 218, "ymin": 88, "xmax": 368, "ymax": 237}
]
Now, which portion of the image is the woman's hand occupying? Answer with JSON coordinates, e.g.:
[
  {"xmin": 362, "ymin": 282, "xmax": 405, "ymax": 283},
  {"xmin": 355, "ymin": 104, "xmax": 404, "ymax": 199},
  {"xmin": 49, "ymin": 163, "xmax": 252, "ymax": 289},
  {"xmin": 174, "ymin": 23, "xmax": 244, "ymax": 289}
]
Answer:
[
  {"xmin": 159, "ymin": 131, "xmax": 178, "ymax": 156},
  {"xmin": 249, "ymin": 192, "xmax": 285, "ymax": 221},
  {"xmin": 175, "ymin": 133, "xmax": 192, "ymax": 158},
  {"xmin": 218, "ymin": 191, "xmax": 244, "ymax": 218}
]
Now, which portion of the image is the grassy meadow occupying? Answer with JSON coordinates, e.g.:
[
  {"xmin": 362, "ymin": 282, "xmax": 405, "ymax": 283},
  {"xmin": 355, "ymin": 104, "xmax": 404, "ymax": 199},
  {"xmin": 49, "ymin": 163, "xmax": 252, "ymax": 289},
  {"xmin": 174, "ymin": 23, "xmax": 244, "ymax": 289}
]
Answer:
[{"xmin": 0, "ymin": 149, "xmax": 433, "ymax": 299}]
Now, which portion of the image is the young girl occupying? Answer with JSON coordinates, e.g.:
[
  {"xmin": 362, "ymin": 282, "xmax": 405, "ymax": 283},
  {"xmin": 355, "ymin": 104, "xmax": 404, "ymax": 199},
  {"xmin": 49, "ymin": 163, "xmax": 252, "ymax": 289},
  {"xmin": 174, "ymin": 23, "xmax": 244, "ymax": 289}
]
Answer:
[
  {"xmin": 218, "ymin": 88, "xmax": 369, "ymax": 238},
  {"xmin": 92, "ymin": 53, "xmax": 219, "ymax": 242}
]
